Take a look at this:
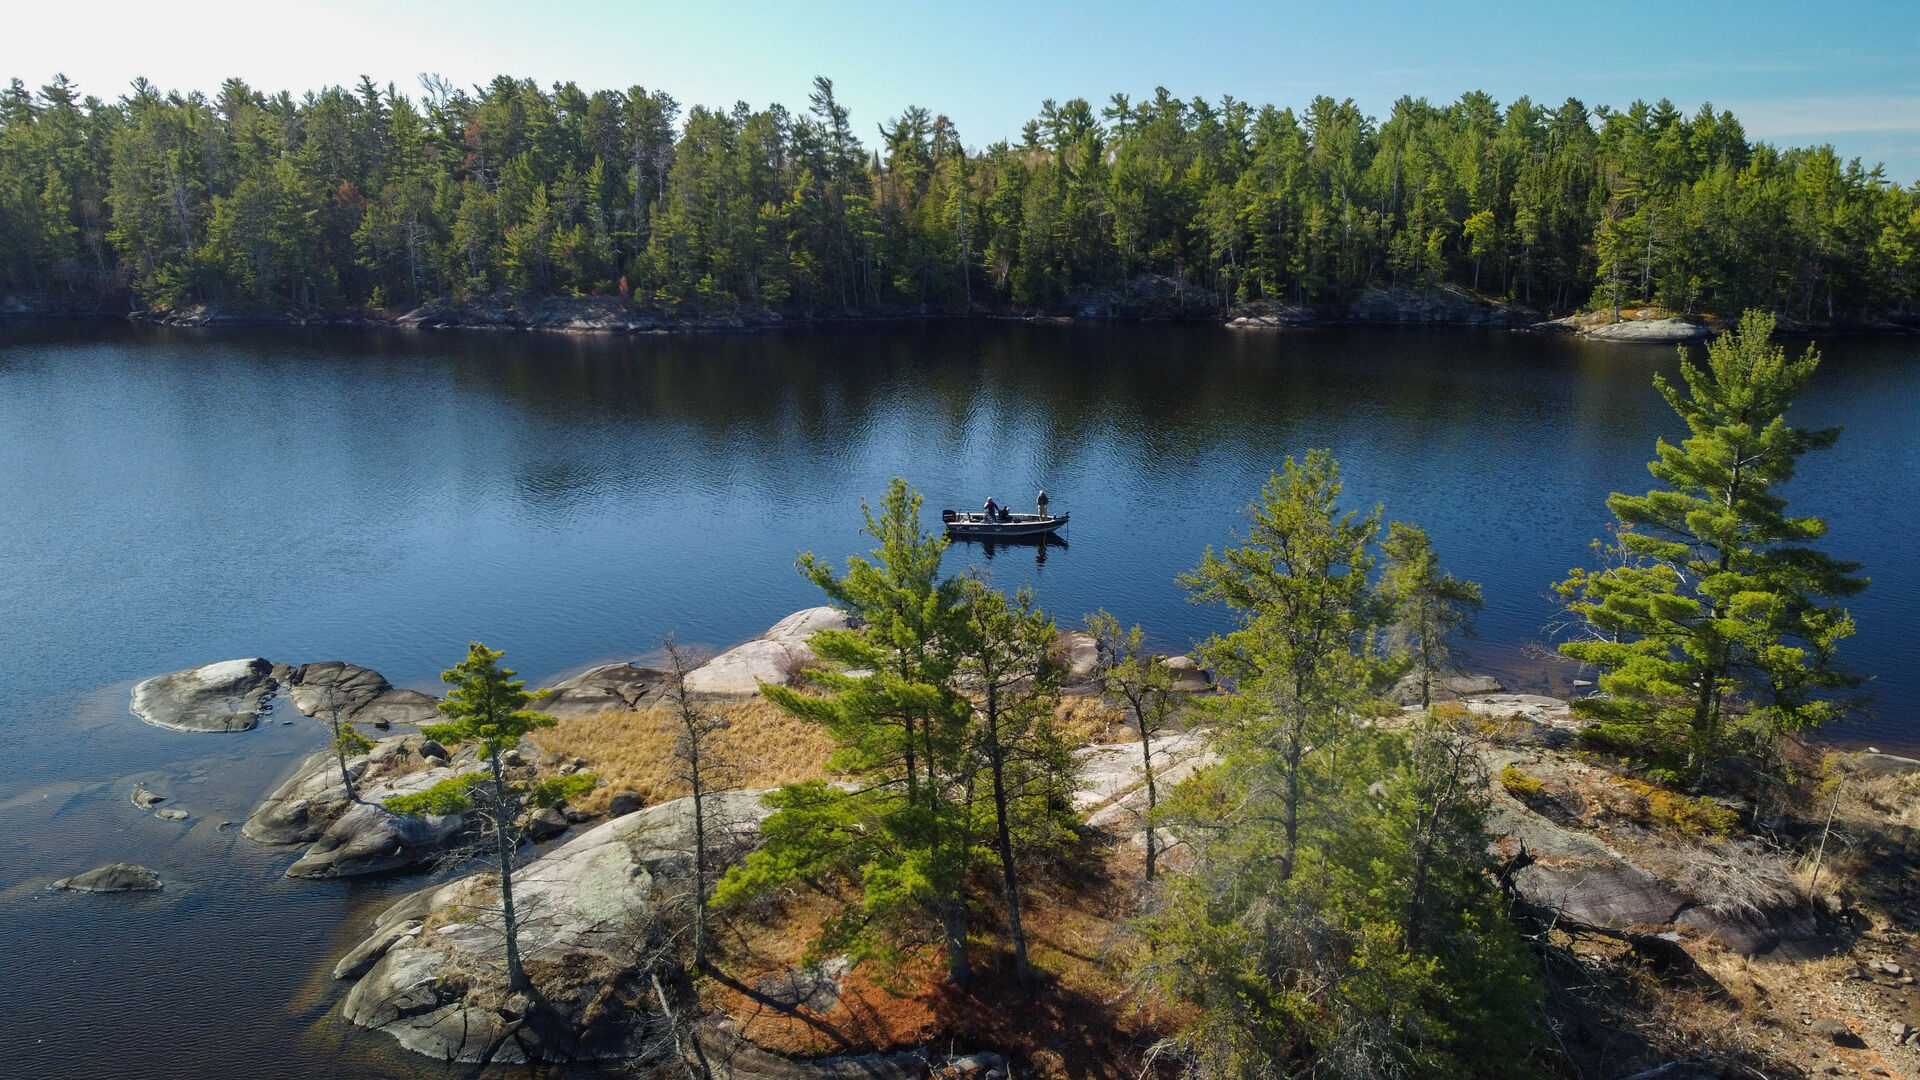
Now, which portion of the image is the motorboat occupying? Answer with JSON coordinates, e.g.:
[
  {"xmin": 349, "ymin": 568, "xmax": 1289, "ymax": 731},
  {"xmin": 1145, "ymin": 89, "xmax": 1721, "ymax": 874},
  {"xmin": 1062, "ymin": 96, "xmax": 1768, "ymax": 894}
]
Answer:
[{"xmin": 941, "ymin": 508, "xmax": 1068, "ymax": 538}]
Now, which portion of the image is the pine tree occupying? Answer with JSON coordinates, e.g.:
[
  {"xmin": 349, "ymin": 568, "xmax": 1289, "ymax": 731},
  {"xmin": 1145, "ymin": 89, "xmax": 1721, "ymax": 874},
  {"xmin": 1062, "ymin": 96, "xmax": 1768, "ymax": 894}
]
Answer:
[
  {"xmin": 1557, "ymin": 310, "xmax": 1866, "ymax": 779},
  {"xmin": 716, "ymin": 479, "xmax": 979, "ymax": 984},
  {"xmin": 1180, "ymin": 450, "xmax": 1379, "ymax": 882},
  {"xmin": 957, "ymin": 576, "xmax": 1072, "ymax": 991},
  {"xmin": 1145, "ymin": 462, "xmax": 1539, "ymax": 1080},
  {"xmin": 1086, "ymin": 610, "xmax": 1180, "ymax": 881},
  {"xmin": 392, "ymin": 643, "xmax": 556, "ymax": 993},
  {"xmin": 1380, "ymin": 523, "xmax": 1483, "ymax": 709}
]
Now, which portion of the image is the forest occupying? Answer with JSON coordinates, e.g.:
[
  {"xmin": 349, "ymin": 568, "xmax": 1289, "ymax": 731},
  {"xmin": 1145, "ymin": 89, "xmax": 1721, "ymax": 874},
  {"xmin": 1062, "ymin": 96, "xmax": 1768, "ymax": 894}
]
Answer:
[{"xmin": 1, "ymin": 72, "xmax": 1917, "ymax": 321}]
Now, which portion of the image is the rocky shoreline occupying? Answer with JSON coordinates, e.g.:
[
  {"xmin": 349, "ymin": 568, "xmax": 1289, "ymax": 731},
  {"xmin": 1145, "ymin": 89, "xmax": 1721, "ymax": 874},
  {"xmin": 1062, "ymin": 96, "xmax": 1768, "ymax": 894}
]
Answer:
[
  {"xmin": 84, "ymin": 607, "xmax": 1920, "ymax": 1075},
  {"xmin": 10, "ymin": 284, "xmax": 1913, "ymax": 340}
]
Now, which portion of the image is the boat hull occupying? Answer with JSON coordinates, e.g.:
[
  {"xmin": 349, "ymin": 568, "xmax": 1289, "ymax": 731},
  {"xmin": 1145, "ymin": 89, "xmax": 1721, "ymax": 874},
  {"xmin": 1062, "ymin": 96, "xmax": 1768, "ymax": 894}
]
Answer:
[{"xmin": 941, "ymin": 510, "xmax": 1068, "ymax": 538}]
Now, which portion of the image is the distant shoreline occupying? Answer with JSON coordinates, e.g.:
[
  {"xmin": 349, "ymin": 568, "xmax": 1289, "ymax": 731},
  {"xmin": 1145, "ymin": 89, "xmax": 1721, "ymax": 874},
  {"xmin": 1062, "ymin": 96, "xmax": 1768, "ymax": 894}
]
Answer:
[{"xmin": 7, "ymin": 288, "xmax": 1916, "ymax": 340}]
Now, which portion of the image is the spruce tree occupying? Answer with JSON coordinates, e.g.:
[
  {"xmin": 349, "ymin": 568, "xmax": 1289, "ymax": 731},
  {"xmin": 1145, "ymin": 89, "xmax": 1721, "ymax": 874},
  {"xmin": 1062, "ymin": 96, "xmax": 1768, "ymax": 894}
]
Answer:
[{"xmin": 1557, "ymin": 310, "xmax": 1866, "ymax": 780}]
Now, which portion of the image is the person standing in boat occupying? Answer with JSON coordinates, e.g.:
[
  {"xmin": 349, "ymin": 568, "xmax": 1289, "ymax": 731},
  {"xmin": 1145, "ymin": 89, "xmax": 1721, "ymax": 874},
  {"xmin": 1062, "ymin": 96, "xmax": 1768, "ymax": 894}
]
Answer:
[
  {"xmin": 1036, "ymin": 489, "xmax": 1049, "ymax": 520},
  {"xmin": 983, "ymin": 496, "xmax": 998, "ymax": 523}
]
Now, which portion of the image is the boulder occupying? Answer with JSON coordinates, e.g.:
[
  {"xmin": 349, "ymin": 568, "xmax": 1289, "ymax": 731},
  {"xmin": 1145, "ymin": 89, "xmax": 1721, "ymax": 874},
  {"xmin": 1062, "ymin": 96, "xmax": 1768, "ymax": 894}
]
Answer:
[
  {"xmin": 1058, "ymin": 631, "xmax": 1099, "ymax": 677},
  {"xmin": 684, "ymin": 607, "xmax": 851, "ymax": 698},
  {"xmin": 526, "ymin": 807, "xmax": 569, "ymax": 842},
  {"xmin": 52, "ymin": 863, "xmax": 163, "ymax": 893},
  {"xmin": 287, "ymin": 662, "xmax": 440, "ymax": 727},
  {"xmin": 1512, "ymin": 858, "xmax": 1690, "ymax": 930},
  {"xmin": 1582, "ymin": 317, "xmax": 1712, "ymax": 343},
  {"xmin": 1164, "ymin": 655, "xmax": 1211, "ymax": 693},
  {"xmin": 606, "ymin": 790, "xmax": 643, "ymax": 817},
  {"xmin": 130, "ymin": 782, "xmax": 165, "ymax": 810},
  {"xmin": 540, "ymin": 663, "xmax": 669, "ymax": 718},
  {"xmin": 1811, "ymin": 1018, "xmax": 1864, "ymax": 1047},
  {"xmin": 285, "ymin": 798, "xmax": 468, "ymax": 879},
  {"xmin": 333, "ymin": 919, "xmax": 424, "ymax": 981},
  {"xmin": 1389, "ymin": 672, "xmax": 1503, "ymax": 706},
  {"xmin": 341, "ymin": 791, "xmax": 776, "ymax": 1064},
  {"xmin": 243, "ymin": 749, "xmax": 362, "ymax": 846},
  {"xmin": 130, "ymin": 657, "xmax": 280, "ymax": 732}
]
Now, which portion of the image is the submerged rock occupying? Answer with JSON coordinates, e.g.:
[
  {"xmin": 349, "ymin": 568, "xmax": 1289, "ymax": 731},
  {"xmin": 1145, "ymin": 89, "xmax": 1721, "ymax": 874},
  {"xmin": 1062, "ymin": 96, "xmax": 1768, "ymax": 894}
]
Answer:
[
  {"xmin": 340, "ymin": 790, "xmax": 776, "ymax": 1064},
  {"xmin": 130, "ymin": 658, "xmax": 280, "ymax": 732},
  {"xmin": 52, "ymin": 863, "xmax": 162, "ymax": 893}
]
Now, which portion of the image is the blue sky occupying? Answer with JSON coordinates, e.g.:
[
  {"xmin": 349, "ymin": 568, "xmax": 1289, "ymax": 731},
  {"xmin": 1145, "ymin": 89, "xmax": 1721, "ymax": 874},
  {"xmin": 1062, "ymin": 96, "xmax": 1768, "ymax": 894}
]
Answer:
[{"xmin": 8, "ymin": 0, "xmax": 1918, "ymax": 182}]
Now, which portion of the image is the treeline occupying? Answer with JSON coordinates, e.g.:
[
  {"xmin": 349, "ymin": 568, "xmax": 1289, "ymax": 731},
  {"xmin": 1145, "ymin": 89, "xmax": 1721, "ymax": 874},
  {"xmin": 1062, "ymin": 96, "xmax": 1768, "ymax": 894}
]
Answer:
[{"xmin": 3, "ymin": 72, "xmax": 1917, "ymax": 320}]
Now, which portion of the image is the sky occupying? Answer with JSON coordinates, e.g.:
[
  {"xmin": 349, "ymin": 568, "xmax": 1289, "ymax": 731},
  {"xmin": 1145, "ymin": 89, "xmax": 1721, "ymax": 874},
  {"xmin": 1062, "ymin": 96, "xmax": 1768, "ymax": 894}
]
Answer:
[{"xmin": 6, "ymin": 0, "xmax": 1918, "ymax": 182}]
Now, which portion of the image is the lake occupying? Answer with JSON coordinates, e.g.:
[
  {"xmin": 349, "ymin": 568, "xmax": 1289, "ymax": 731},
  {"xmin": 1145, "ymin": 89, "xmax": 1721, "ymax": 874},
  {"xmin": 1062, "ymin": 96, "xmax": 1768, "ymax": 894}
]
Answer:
[{"xmin": 1, "ymin": 320, "xmax": 1915, "ymax": 1078}]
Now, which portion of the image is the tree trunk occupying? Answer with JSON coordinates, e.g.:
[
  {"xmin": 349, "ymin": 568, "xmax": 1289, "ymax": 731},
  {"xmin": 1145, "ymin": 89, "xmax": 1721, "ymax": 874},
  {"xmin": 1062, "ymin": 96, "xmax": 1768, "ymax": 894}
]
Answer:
[
  {"xmin": 939, "ymin": 895, "xmax": 970, "ymax": 986},
  {"xmin": 1137, "ymin": 716, "xmax": 1159, "ymax": 881},
  {"xmin": 690, "ymin": 767, "xmax": 708, "ymax": 969},
  {"xmin": 491, "ymin": 753, "xmax": 530, "ymax": 993},
  {"xmin": 985, "ymin": 718, "xmax": 1031, "ymax": 990}
]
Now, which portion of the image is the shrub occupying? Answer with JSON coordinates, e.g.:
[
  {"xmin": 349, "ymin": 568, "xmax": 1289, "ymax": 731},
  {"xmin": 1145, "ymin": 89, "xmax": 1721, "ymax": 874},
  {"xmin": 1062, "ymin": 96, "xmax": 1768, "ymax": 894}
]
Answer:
[
  {"xmin": 529, "ymin": 772, "xmax": 597, "ymax": 808},
  {"xmin": 1500, "ymin": 763, "xmax": 1544, "ymax": 799},
  {"xmin": 1644, "ymin": 786, "xmax": 1738, "ymax": 836},
  {"xmin": 386, "ymin": 772, "xmax": 487, "ymax": 815}
]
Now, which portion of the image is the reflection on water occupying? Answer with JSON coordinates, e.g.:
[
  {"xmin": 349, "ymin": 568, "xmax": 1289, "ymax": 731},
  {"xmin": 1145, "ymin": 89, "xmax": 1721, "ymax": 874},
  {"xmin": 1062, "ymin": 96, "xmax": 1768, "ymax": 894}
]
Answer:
[{"xmin": 1, "ymin": 321, "xmax": 1916, "ymax": 1078}]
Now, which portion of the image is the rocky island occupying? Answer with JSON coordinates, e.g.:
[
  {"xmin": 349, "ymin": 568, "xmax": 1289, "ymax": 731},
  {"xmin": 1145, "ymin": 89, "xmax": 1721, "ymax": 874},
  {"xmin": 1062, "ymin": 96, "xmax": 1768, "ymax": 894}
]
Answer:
[{"xmin": 110, "ymin": 601, "xmax": 1916, "ymax": 1079}]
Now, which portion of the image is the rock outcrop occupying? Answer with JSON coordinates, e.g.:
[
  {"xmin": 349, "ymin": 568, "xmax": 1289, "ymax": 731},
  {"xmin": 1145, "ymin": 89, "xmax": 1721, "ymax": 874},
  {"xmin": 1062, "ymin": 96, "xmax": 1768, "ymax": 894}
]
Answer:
[
  {"xmin": 1227, "ymin": 285, "xmax": 1540, "ymax": 329},
  {"xmin": 243, "ymin": 733, "xmax": 459, "ymax": 848},
  {"xmin": 684, "ymin": 607, "xmax": 851, "ymax": 697},
  {"xmin": 1388, "ymin": 672, "xmax": 1503, "ymax": 706},
  {"xmin": 286, "ymin": 662, "xmax": 439, "ymax": 728},
  {"xmin": 1485, "ymin": 742, "xmax": 1814, "ymax": 955},
  {"xmin": 240, "ymin": 731, "xmax": 491, "ymax": 878},
  {"xmin": 283, "ymin": 755, "xmax": 484, "ymax": 879},
  {"xmin": 130, "ymin": 658, "xmax": 283, "ymax": 732},
  {"xmin": 339, "ymin": 790, "xmax": 775, "ymax": 1064},
  {"xmin": 52, "ymin": 863, "xmax": 163, "ymax": 892},
  {"xmin": 1580, "ymin": 317, "xmax": 1712, "ymax": 343},
  {"xmin": 540, "ymin": 663, "xmax": 670, "ymax": 718},
  {"xmin": 1534, "ymin": 311, "xmax": 1716, "ymax": 343}
]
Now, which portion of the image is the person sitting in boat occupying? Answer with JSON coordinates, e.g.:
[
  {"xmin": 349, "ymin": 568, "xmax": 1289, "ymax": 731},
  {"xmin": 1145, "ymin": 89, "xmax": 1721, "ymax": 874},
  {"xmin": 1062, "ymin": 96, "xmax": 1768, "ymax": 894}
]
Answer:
[
  {"xmin": 983, "ymin": 496, "xmax": 998, "ymax": 523},
  {"xmin": 1000, "ymin": 505, "xmax": 1012, "ymax": 522}
]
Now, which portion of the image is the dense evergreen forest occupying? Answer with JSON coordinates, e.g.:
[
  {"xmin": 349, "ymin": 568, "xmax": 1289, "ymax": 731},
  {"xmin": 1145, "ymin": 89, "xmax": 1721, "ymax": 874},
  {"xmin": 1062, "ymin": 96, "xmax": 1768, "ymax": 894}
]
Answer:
[{"xmin": 2, "ymin": 73, "xmax": 1917, "ymax": 321}]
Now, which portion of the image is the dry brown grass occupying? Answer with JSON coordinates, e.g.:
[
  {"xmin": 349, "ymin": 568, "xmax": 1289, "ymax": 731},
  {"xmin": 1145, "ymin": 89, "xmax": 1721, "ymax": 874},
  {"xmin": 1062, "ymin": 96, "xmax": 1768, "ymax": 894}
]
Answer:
[
  {"xmin": 1054, "ymin": 696, "xmax": 1133, "ymax": 744},
  {"xmin": 532, "ymin": 701, "xmax": 838, "ymax": 814}
]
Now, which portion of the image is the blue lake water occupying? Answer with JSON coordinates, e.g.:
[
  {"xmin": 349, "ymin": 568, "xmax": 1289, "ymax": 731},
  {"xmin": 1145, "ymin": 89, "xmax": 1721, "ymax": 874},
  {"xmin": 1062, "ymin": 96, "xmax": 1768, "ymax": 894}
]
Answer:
[{"xmin": 0, "ymin": 321, "xmax": 1915, "ymax": 1078}]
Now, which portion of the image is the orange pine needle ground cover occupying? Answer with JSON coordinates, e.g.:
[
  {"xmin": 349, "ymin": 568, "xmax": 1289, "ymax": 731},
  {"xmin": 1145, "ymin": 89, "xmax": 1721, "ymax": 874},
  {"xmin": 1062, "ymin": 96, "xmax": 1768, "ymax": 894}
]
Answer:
[{"xmin": 702, "ymin": 841, "xmax": 1186, "ymax": 1080}]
